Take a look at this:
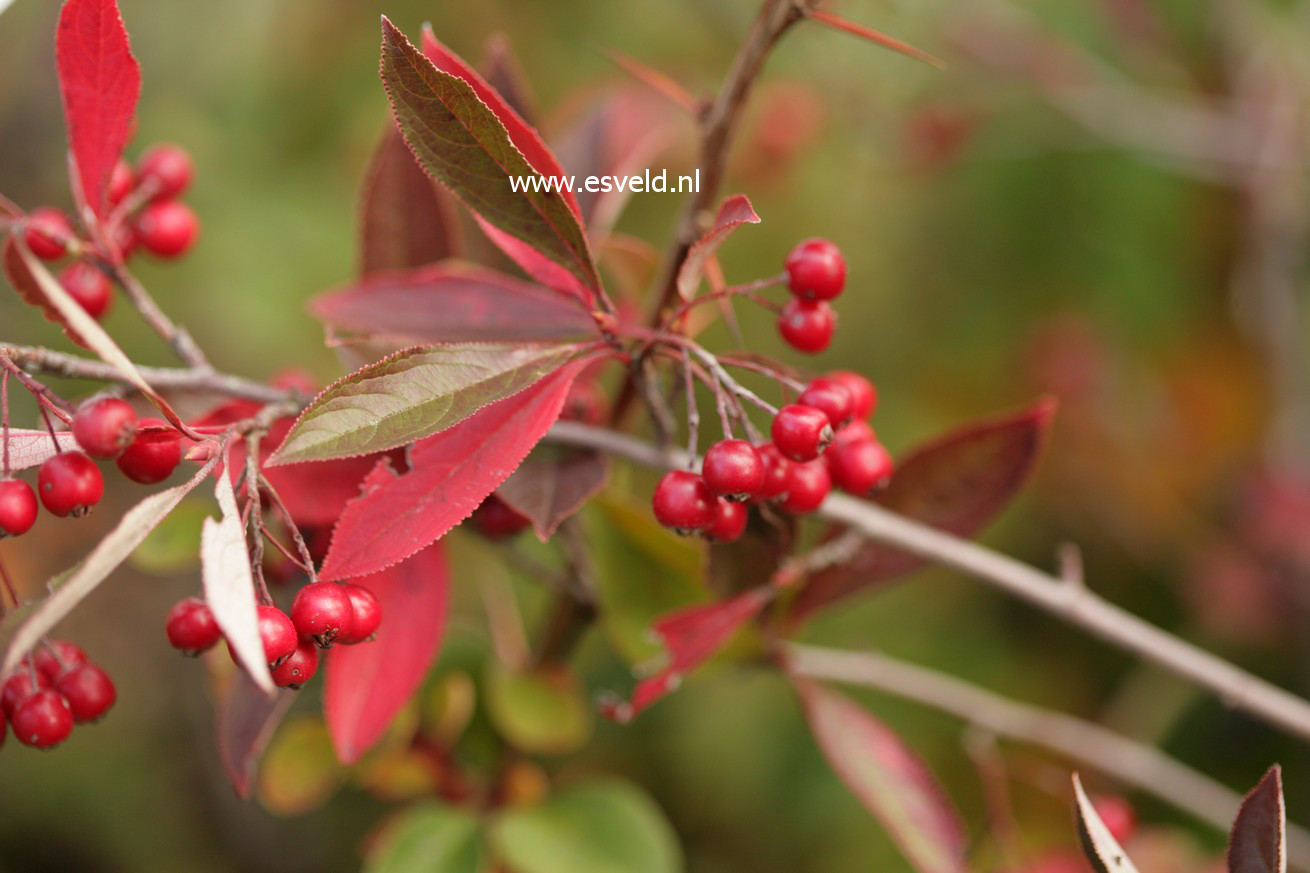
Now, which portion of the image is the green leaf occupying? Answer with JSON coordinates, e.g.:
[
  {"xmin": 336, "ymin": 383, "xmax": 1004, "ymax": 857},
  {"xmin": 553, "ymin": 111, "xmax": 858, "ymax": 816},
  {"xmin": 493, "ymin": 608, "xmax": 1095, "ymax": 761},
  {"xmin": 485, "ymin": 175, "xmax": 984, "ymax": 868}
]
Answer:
[
  {"xmin": 485, "ymin": 662, "xmax": 592, "ymax": 756},
  {"xmin": 489, "ymin": 780, "xmax": 682, "ymax": 873},
  {"xmin": 257, "ymin": 717, "xmax": 344, "ymax": 816},
  {"xmin": 366, "ymin": 803, "xmax": 486, "ymax": 873},
  {"xmin": 270, "ymin": 341, "xmax": 590, "ymax": 465}
]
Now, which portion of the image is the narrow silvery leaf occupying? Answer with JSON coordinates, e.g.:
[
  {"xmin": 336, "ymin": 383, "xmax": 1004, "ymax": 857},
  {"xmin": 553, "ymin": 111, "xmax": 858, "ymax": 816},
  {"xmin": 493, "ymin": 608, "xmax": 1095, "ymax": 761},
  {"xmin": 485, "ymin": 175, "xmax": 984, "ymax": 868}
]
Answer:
[
  {"xmin": 1, "ymin": 429, "xmax": 79, "ymax": 471},
  {"xmin": 1073, "ymin": 773, "xmax": 1141, "ymax": 873}
]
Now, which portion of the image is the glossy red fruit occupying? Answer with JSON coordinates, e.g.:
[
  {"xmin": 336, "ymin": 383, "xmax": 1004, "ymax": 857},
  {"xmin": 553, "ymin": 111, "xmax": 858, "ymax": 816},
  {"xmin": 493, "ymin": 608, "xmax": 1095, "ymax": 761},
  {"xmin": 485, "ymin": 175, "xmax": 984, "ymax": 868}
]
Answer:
[
  {"xmin": 701, "ymin": 439, "xmax": 765, "ymax": 501},
  {"xmin": 826, "ymin": 438, "xmax": 893, "ymax": 496},
  {"xmin": 784, "ymin": 238, "xmax": 845, "ymax": 301},
  {"xmin": 705, "ymin": 498, "xmax": 748, "ymax": 543},
  {"xmin": 136, "ymin": 200, "xmax": 199, "ymax": 258},
  {"xmin": 37, "ymin": 451, "xmax": 103, "ymax": 517},
  {"xmin": 290, "ymin": 582, "xmax": 355, "ymax": 646},
  {"xmin": 771, "ymin": 405, "xmax": 834, "ymax": 462},
  {"xmin": 256, "ymin": 605, "xmax": 298, "ymax": 664},
  {"xmin": 107, "ymin": 159, "xmax": 135, "ymax": 205},
  {"xmin": 0, "ymin": 479, "xmax": 38, "ymax": 537},
  {"xmin": 797, "ymin": 378, "xmax": 855, "ymax": 429},
  {"xmin": 271, "ymin": 640, "xmax": 320, "ymax": 688},
  {"xmin": 652, "ymin": 470, "xmax": 716, "ymax": 534},
  {"xmin": 73, "ymin": 397, "xmax": 138, "ymax": 459},
  {"xmin": 778, "ymin": 299, "xmax": 836, "ymax": 353},
  {"xmin": 24, "ymin": 207, "xmax": 73, "ymax": 260},
  {"xmin": 781, "ymin": 459, "xmax": 831, "ymax": 514},
  {"xmin": 337, "ymin": 584, "xmax": 382, "ymax": 644},
  {"xmin": 58, "ymin": 262, "xmax": 113, "ymax": 319},
  {"xmin": 110, "ymin": 220, "xmax": 138, "ymax": 260},
  {"xmin": 827, "ymin": 370, "xmax": 877, "ymax": 420},
  {"xmin": 116, "ymin": 419, "xmax": 182, "ymax": 484},
  {"xmin": 752, "ymin": 443, "xmax": 793, "ymax": 502},
  {"xmin": 2, "ymin": 670, "xmax": 49, "ymax": 717},
  {"xmin": 12, "ymin": 689, "xmax": 74, "ymax": 748},
  {"xmin": 34, "ymin": 640, "xmax": 86, "ymax": 683},
  {"xmin": 831, "ymin": 418, "xmax": 876, "ymax": 450},
  {"xmin": 137, "ymin": 144, "xmax": 194, "ymax": 199},
  {"xmin": 165, "ymin": 597, "xmax": 221, "ymax": 655},
  {"xmin": 1094, "ymin": 795, "xmax": 1137, "ymax": 844},
  {"xmin": 55, "ymin": 663, "xmax": 116, "ymax": 723},
  {"xmin": 471, "ymin": 495, "xmax": 531, "ymax": 539}
]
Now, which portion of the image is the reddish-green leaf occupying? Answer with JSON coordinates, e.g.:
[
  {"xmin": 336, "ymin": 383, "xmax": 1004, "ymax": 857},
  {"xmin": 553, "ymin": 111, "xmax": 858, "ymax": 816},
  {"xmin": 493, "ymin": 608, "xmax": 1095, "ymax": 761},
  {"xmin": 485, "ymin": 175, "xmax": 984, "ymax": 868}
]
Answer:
[
  {"xmin": 675, "ymin": 195, "xmax": 761, "ymax": 302},
  {"xmin": 790, "ymin": 398, "xmax": 1055, "ymax": 622},
  {"xmin": 359, "ymin": 122, "xmax": 460, "ymax": 275},
  {"xmin": 321, "ymin": 356, "xmax": 599, "ymax": 580},
  {"xmin": 217, "ymin": 671, "xmax": 295, "ymax": 797},
  {"xmin": 795, "ymin": 680, "xmax": 968, "ymax": 873},
  {"xmin": 311, "ymin": 263, "xmax": 598, "ymax": 345},
  {"xmin": 1073, "ymin": 773, "xmax": 1141, "ymax": 873},
  {"xmin": 269, "ymin": 341, "xmax": 595, "ymax": 466},
  {"xmin": 56, "ymin": 0, "xmax": 141, "ymax": 218},
  {"xmin": 496, "ymin": 447, "xmax": 610, "ymax": 541},
  {"xmin": 325, "ymin": 544, "xmax": 450, "ymax": 764},
  {"xmin": 1, "ymin": 429, "xmax": 78, "ymax": 472},
  {"xmin": 1228, "ymin": 766, "xmax": 1286, "ymax": 873},
  {"xmin": 806, "ymin": 9, "xmax": 946, "ymax": 70}
]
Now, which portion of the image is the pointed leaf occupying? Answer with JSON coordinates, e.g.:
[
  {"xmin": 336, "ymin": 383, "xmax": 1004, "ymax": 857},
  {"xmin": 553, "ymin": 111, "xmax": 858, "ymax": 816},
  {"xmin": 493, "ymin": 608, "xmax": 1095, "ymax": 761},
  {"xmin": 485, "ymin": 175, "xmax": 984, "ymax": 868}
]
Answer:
[
  {"xmin": 0, "ymin": 429, "xmax": 79, "ymax": 472},
  {"xmin": 56, "ymin": 0, "xmax": 141, "ymax": 218},
  {"xmin": 675, "ymin": 195, "xmax": 761, "ymax": 302},
  {"xmin": 1074, "ymin": 773, "xmax": 1142, "ymax": 873},
  {"xmin": 365, "ymin": 803, "xmax": 486, "ymax": 873},
  {"xmin": 604, "ymin": 50, "xmax": 696, "ymax": 112},
  {"xmin": 795, "ymin": 680, "xmax": 968, "ymax": 873},
  {"xmin": 480, "ymin": 33, "xmax": 537, "ymax": 124},
  {"xmin": 217, "ymin": 670, "xmax": 295, "ymax": 798},
  {"xmin": 320, "ymin": 356, "xmax": 598, "ymax": 580},
  {"xmin": 496, "ymin": 447, "xmax": 609, "ymax": 541},
  {"xmin": 325, "ymin": 544, "xmax": 450, "ymax": 764},
  {"xmin": 1228, "ymin": 766, "xmax": 1286, "ymax": 873},
  {"xmin": 807, "ymin": 10, "xmax": 946, "ymax": 70},
  {"xmin": 270, "ymin": 341, "xmax": 593, "ymax": 466},
  {"xmin": 359, "ymin": 121, "xmax": 460, "ymax": 275}
]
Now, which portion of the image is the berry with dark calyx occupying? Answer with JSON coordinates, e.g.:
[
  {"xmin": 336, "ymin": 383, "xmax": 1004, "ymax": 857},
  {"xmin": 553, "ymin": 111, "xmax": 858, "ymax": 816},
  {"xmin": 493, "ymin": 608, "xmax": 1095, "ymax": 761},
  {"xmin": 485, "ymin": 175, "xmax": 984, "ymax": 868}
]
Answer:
[
  {"xmin": 753, "ymin": 443, "xmax": 793, "ymax": 502},
  {"xmin": 826, "ymin": 437, "xmax": 893, "ymax": 496},
  {"xmin": 827, "ymin": 370, "xmax": 877, "ymax": 421},
  {"xmin": 652, "ymin": 470, "xmax": 716, "ymax": 534},
  {"xmin": 0, "ymin": 479, "xmax": 38, "ymax": 537},
  {"xmin": 797, "ymin": 378, "xmax": 855, "ymax": 429},
  {"xmin": 778, "ymin": 299, "xmax": 835, "ymax": 353},
  {"xmin": 116, "ymin": 419, "xmax": 182, "ymax": 484},
  {"xmin": 35, "ymin": 640, "xmax": 86, "ymax": 682},
  {"xmin": 58, "ymin": 262, "xmax": 113, "ymax": 319},
  {"xmin": 107, "ymin": 159, "xmax": 135, "ymax": 205},
  {"xmin": 784, "ymin": 238, "xmax": 845, "ymax": 301},
  {"xmin": 37, "ymin": 451, "xmax": 103, "ymax": 517},
  {"xmin": 73, "ymin": 397, "xmax": 138, "ymax": 459},
  {"xmin": 165, "ymin": 597, "xmax": 221, "ymax": 655},
  {"xmin": 337, "ymin": 584, "xmax": 382, "ymax": 644},
  {"xmin": 271, "ymin": 640, "xmax": 320, "ymax": 689},
  {"xmin": 781, "ymin": 459, "xmax": 832, "ymax": 515},
  {"xmin": 256, "ymin": 605, "xmax": 298, "ymax": 664},
  {"xmin": 471, "ymin": 495, "xmax": 531, "ymax": 539},
  {"xmin": 2, "ymin": 670, "xmax": 49, "ymax": 717},
  {"xmin": 55, "ymin": 663, "xmax": 115, "ymax": 723},
  {"xmin": 137, "ymin": 144, "xmax": 194, "ymax": 199},
  {"xmin": 831, "ymin": 418, "xmax": 875, "ymax": 450},
  {"xmin": 135, "ymin": 200, "xmax": 199, "ymax": 258},
  {"xmin": 771, "ymin": 404, "xmax": 834, "ymax": 462},
  {"xmin": 705, "ymin": 498, "xmax": 748, "ymax": 543},
  {"xmin": 12, "ymin": 689, "xmax": 74, "ymax": 749},
  {"xmin": 24, "ymin": 207, "xmax": 73, "ymax": 260},
  {"xmin": 701, "ymin": 439, "xmax": 765, "ymax": 501},
  {"xmin": 290, "ymin": 582, "xmax": 355, "ymax": 646}
]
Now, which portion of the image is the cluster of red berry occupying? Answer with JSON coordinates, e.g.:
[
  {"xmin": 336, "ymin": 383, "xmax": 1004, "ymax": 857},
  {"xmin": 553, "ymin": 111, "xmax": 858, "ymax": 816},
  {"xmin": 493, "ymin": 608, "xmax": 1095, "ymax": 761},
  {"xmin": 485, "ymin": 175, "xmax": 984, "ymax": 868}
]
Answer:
[
  {"xmin": 777, "ymin": 238, "xmax": 845, "ymax": 353},
  {"xmin": 22, "ymin": 143, "xmax": 199, "ymax": 318},
  {"xmin": 0, "ymin": 396, "xmax": 183, "ymax": 538},
  {"xmin": 164, "ymin": 581, "xmax": 382, "ymax": 689},
  {"xmin": 0, "ymin": 639, "xmax": 116, "ymax": 750}
]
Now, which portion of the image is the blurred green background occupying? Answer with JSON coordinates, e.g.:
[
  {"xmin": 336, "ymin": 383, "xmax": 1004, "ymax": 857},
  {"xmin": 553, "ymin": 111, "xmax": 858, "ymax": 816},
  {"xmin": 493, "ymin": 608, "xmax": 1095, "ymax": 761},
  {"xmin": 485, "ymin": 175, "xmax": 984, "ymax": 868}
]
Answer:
[{"xmin": 1, "ymin": 0, "xmax": 1308, "ymax": 871}]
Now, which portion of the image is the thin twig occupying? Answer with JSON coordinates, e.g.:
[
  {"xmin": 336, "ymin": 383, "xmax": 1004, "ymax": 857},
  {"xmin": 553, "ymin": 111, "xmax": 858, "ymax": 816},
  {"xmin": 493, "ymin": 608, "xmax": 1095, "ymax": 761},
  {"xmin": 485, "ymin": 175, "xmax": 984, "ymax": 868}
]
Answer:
[{"xmin": 103, "ymin": 262, "xmax": 209, "ymax": 369}]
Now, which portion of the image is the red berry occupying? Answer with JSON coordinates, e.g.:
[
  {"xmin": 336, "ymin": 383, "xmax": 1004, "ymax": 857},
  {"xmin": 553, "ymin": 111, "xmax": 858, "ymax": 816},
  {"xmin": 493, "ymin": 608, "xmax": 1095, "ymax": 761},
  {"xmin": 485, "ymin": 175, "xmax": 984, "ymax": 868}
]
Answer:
[
  {"xmin": 752, "ymin": 443, "xmax": 793, "ymax": 502},
  {"xmin": 832, "ymin": 418, "xmax": 876, "ymax": 450},
  {"xmin": 771, "ymin": 405, "xmax": 834, "ymax": 462},
  {"xmin": 37, "ymin": 451, "xmax": 103, "ymax": 517},
  {"xmin": 781, "ymin": 459, "xmax": 831, "ymax": 514},
  {"xmin": 116, "ymin": 418, "xmax": 182, "ymax": 484},
  {"xmin": 137, "ymin": 144, "xmax": 194, "ymax": 199},
  {"xmin": 58, "ymin": 262, "xmax": 113, "ymax": 319},
  {"xmin": 827, "ymin": 370, "xmax": 877, "ymax": 420},
  {"xmin": 55, "ymin": 663, "xmax": 115, "ymax": 723},
  {"xmin": 73, "ymin": 397, "xmax": 138, "ymax": 459},
  {"xmin": 0, "ymin": 479, "xmax": 38, "ymax": 537},
  {"xmin": 778, "ymin": 299, "xmax": 836, "ymax": 353},
  {"xmin": 652, "ymin": 470, "xmax": 715, "ymax": 534},
  {"xmin": 110, "ymin": 220, "xmax": 138, "ymax": 261},
  {"xmin": 471, "ymin": 495, "xmax": 531, "ymax": 539},
  {"xmin": 136, "ymin": 200, "xmax": 199, "ymax": 258},
  {"xmin": 797, "ymin": 378, "xmax": 855, "ymax": 429},
  {"xmin": 107, "ymin": 159, "xmax": 135, "ymax": 205},
  {"xmin": 826, "ymin": 438, "xmax": 893, "ymax": 496},
  {"xmin": 256, "ymin": 605, "xmax": 298, "ymax": 664},
  {"xmin": 24, "ymin": 207, "xmax": 73, "ymax": 260},
  {"xmin": 2, "ymin": 670, "xmax": 49, "ymax": 717},
  {"xmin": 337, "ymin": 584, "xmax": 382, "ymax": 644},
  {"xmin": 1094, "ymin": 795, "xmax": 1137, "ymax": 844},
  {"xmin": 11, "ymin": 688, "xmax": 74, "ymax": 748},
  {"xmin": 290, "ymin": 582, "xmax": 355, "ymax": 646},
  {"xmin": 271, "ymin": 640, "xmax": 320, "ymax": 688},
  {"xmin": 705, "ymin": 498, "xmax": 748, "ymax": 543},
  {"xmin": 701, "ymin": 439, "xmax": 765, "ymax": 501},
  {"xmin": 784, "ymin": 238, "xmax": 845, "ymax": 301},
  {"xmin": 166, "ymin": 597, "xmax": 221, "ymax": 655},
  {"xmin": 35, "ymin": 640, "xmax": 86, "ymax": 682}
]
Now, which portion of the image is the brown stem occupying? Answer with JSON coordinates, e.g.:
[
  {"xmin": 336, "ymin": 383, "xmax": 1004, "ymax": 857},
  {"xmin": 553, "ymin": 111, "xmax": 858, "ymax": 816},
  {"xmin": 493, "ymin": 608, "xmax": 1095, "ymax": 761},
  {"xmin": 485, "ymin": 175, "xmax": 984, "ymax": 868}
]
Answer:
[{"xmin": 103, "ymin": 260, "xmax": 209, "ymax": 369}]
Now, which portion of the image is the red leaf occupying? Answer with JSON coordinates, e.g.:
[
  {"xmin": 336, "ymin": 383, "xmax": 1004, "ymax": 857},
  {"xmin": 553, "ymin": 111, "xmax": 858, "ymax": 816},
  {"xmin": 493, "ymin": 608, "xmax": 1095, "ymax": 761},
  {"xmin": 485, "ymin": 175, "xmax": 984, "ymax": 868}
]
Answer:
[
  {"xmin": 320, "ymin": 355, "xmax": 601, "ymax": 581},
  {"xmin": 496, "ymin": 447, "xmax": 610, "ymax": 541},
  {"xmin": 806, "ymin": 9, "xmax": 946, "ymax": 70},
  {"xmin": 216, "ymin": 671, "xmax": 295, "ymax": 797},
  {"xmin": 479, "ymin": 33, "xmax": 538, "ymax": 125},
  {"xmin": 359, "ymin": 122, "xmax": 461, "ymax": 276},
  {"xmin": 56, "ymin": 0, "xmax": 141, "ymax": 218},
  {"xmin": 601, "ymin": 586, "xmax": 774, "ymax": 723},
  {"xmin": 789, "ymin": 398, "xmax": 1055, "ymax": 622},
  {"xmin": 675, "ymin": 194, "xmax": 761, "ymax": 302},
  {"xmin": 603, "ymin": 50, "xmax": 696, "ymax": 113},
  {"xmin": 1228, "ymin": 766, "xmax": 1286, "ymax": 873},
  {"xmin": 794, "ymin": 679, "xmax": 968, "ymax": 873},
  {"xmin": 311, "ymin": 263, "xmax": 598, "ymax": 344},
  {"xmin": 325, "ymin": 543, "xmax": 450, "ymax": 764}
]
